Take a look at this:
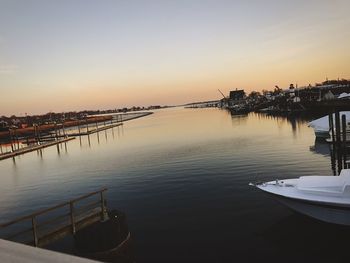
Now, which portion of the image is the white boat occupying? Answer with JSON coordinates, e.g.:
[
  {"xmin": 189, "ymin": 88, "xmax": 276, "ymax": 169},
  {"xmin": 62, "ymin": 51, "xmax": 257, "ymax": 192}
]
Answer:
[
  {"xmin": 338, "ymin": 92, "xmax": 350, "ymax": 99},
  {"xmin": 308, "ymin": 111, "xmax": 350, "ymax": 138},
  {"xmin": 250, "ymin": 169, "xmax": 350, "ymax": 225}
]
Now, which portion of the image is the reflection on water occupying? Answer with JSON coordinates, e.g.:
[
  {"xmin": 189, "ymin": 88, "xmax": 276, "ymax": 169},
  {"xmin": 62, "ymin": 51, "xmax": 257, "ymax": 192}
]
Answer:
[
  {"xmin": 0, "ymin": 107, "xmax": 347, "ymax": 263},
  {"xmin": 310, "ymin": 139, "xmax": 331, "ymax": 157}
]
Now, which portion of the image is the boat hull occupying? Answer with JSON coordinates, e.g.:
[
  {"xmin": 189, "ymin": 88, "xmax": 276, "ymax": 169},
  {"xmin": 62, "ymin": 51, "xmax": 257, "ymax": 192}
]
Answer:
[
  {"xmin": 273, "ymin": 194, "xmax": 350, "ymax": 226},
  {"xmin": 314, "ymin": 130, "xmax": 329, "ymax": 138}
]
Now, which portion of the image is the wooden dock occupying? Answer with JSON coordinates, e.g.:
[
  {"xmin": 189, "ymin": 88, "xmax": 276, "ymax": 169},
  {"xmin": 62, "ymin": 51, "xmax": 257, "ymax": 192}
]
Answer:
[
  {"xmin": 0, "ymin": 137, "xmax": 75, "ymax": 161},
  {"xmin": 70, "ymin": 122, "xmax": 123, "ymax": 136},
  {"xmin": 0, "ymin": 188, "xmax": 108, "ymax": 248}
]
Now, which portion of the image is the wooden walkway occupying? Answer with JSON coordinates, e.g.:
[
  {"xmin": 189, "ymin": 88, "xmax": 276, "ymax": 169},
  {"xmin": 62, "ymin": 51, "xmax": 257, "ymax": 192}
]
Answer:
[
  {"xmin": 0, "ymin": 137, "xmax": 75, "ymax": 161},
  {"xmin": 0, "ymin": 188, "xmax": 108, "ymax": 248},
  {"xmin": 69, "ymin": 123, "xmax": 123, "ymax": 136}
]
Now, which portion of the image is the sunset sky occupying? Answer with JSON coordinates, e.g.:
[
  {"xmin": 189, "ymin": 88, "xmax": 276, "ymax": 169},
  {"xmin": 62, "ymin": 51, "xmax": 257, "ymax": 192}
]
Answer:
[{"xmin": 1, "ymin": 0, "xmax": 350, "ymax": 115}]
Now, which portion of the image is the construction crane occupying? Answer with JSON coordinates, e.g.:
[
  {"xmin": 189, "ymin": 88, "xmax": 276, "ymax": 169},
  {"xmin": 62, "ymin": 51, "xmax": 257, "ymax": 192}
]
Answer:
[{"xmin": 218, "ymin": 89, "xmax": 227, "ymax": 99}]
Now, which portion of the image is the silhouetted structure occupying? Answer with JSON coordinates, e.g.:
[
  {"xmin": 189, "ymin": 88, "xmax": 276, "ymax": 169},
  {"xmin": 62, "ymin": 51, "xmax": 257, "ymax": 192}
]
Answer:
[{"xmin": 229, "ymin": 89, "xmax": 246, "ymax": 101}]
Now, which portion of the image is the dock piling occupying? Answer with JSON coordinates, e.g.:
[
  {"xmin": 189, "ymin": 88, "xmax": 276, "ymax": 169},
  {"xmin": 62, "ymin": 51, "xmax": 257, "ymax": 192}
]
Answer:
[
  {"xmin": 335, "ymin": 111, "xmax": 343, "ymax": 174},
  {"xmin": 78, "ymin": 120, "xmax": 81, "ymax": 135},
  {"xmin": 342, "ymin": 114, "xmax": 347, "ymax": 168}
]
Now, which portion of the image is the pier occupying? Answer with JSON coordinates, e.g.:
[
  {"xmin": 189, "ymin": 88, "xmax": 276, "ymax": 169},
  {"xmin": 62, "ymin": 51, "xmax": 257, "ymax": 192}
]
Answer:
[
  {"xmin": 0, "ymin": 137, "xmax": 75, "ymax": 161},
  {"xmin": 72, "ymin": 122, "xmax": 123, "ymax": 136},
  {"xmin": 48, "ymin": 122, "xmax": 123, "ymax": 138},
  {"xmin": 0, "ymin": 111, "xmax": 153, "ymax": 160}
]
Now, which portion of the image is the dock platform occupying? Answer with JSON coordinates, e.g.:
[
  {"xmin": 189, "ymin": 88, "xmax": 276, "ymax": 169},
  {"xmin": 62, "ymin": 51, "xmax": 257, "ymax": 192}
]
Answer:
[
  {"xmin": 71, "ymin": 123, "xmax": 123, "ymax": 136},
  {"xmin": 0, "ymin": 137, "xmax": 75, "ymax": 161}
]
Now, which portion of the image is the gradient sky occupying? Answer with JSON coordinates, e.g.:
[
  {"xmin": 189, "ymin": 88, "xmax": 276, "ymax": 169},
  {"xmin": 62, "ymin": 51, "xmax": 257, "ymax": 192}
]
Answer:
[{"xmin": 1, "ymin": 0, "xmax": 350, "ymax": 115}]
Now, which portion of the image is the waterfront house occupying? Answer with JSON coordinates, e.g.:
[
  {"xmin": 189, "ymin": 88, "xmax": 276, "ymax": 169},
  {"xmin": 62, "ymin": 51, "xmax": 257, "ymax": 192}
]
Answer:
[
  {"xmin": 228, "ymin": 89, "xmax": 246, "ymax": 106},
  {"xmin": 229, "ymin": 89, "xmax": 246, "ymax": 101}
]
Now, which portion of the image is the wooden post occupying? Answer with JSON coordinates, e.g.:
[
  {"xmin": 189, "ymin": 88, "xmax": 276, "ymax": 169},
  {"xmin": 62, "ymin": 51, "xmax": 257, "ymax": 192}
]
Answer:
[
  {"xmin": 9, "ymin": 129, "xmax": 14, "ymax": 152},
  {"xmin": 329, "ymin": 113, "xmax": 336, "ymax": 175},
  {"xmin": 0, "ymin": 143, "xmax": 3, "ymax": 154},
  {"xmin": 329, "ymin": 114, "xmax": 335, "ymax": 146},
  {"xmin": 86, "ymin": 119, "xmax": 89, "ymax": 134},
  {"xmin": 335, "ymin": 111, "xmax": 342, "ymax": 174},
  {"xmin": 15, "ymin": 128, "xmax": 19, "ymax": 150},
  {"xmin": 70, "ymin": 202, "xmax": 76, "ymax": 234},
  {"xmin": 77, "ymin": 120, "xmax": 81, "ymax": 135},
  {"xmin": 33, "ymin": 125, "xmax": 37, "ymax": 143},
  {"xmin": 342, "ymin": 114, "xmax": 347, "ymax": 168},
  {"xmin": 335, "ymin": 111, "xmax": 341, "ymax": 145},
  {"xmin": 32, "ymin": 217, "xmax": 38, "ymax": 247},
  {"xmin": 62, "ymin": 122, "xmax": 66, "ymax": 138},
  {"xmin": 54, "ymin": 122, "xmax": 58, "ymax": 140},
  {"xmin": 37, "ymin": 124, "xmax": 41, "ymax": 143}
]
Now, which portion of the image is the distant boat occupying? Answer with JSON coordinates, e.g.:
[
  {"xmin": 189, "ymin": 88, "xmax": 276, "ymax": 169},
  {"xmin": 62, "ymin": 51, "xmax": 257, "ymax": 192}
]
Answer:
[
  {"xmin": 228, "ymin": 104, "xmax": 250, "ymax": 114},
  {"xmin": 308, "ymin": 111, "xmax": 350, "ymax": 138},
  {"xmin": 338, "ymin": 92, "xmax": 350, "ymax": 99},
  {"xmin": 250, "ymin": 169, "xmax": 350, "ymax": 226}
]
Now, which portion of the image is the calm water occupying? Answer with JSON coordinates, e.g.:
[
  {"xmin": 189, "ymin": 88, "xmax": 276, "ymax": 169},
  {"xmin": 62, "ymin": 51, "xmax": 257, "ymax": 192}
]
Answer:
[{"xmin": 0, "ymin": 107, "xmax": 348, "ymax": 262}]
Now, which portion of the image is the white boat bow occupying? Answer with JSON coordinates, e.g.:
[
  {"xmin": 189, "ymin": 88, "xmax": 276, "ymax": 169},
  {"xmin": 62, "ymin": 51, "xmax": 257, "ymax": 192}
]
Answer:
[
  {"xmin": 308, "ymin": 111, "xmax": 350, "ymax": 138},
  {"xmin": 251, "ymin": 169, "xmax": 350, "ymax": 225}
]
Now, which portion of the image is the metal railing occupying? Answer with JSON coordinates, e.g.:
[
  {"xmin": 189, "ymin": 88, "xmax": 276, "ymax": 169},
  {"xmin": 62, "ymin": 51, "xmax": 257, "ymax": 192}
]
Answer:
[{"xmin": 0, "ymin": 188, "xmax": 107, "ymax": 247}]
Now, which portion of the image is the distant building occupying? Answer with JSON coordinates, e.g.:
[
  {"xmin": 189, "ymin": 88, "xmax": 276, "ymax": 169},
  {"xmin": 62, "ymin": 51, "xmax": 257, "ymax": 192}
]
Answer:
[
  {"xmin": 228, "ymin": 89, "xmax": 246, "ymax": 107},
  {"xmin": 229, "ymin": 89, "xmax": 246, "ymax": 101}
]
